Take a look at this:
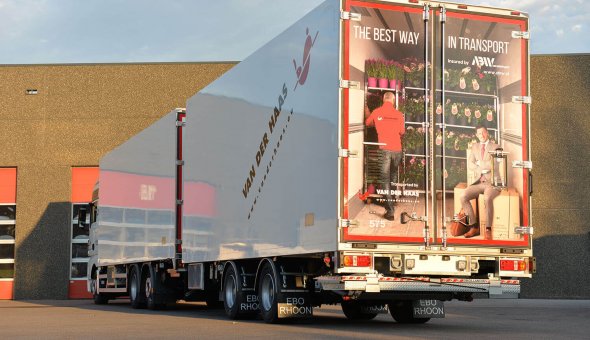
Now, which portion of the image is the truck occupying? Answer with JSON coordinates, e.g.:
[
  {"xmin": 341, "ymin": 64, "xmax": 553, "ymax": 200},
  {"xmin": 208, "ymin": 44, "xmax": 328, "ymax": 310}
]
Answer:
[{"xmin": 84, "ymin": 0, "xmax": 534, "ymax": 324}]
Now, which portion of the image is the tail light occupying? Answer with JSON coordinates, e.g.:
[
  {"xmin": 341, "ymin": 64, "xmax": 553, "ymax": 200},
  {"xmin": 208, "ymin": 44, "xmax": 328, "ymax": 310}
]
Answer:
[
  {"xmin": 500, "ymin": 259, "xmax": 527, "ymax": 271},
  {"xmin": 342, "ymin": 255, "xmax": 372, "ymax": 267}
]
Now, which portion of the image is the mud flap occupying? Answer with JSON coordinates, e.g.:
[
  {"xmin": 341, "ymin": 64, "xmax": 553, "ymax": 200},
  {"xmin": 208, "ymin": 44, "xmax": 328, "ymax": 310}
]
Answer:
[
  {"xmin": 412, "ymin": 300, "xmax": 445, "ymax": 318},
  {"xmin": 362, "ymin": 304, "xmax": 389, "ymax": 314},
  {"xmin": 277, "ymin": 294, "xmax": 313, "ymax": 319}
]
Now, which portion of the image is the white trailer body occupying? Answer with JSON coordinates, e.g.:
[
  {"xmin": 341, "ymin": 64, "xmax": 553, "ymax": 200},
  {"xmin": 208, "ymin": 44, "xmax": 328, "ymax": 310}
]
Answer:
[
  {"xmin": 182, "ymin": 0, "xmax": 340, "ymax": 263},
  {"xmin": 183, "ymin": 0, "xmax": 532, "ymax": 268},
  {"xmin": 93, "ymin": 110, "xmax": 179, "ymax": 266},
  {"xmin": 88, "ymin": 0, "xmax": 534, "ymax": 323}
]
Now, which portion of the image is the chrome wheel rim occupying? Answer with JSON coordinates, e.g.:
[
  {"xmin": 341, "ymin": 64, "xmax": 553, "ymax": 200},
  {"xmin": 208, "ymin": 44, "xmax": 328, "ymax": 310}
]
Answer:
[
  {"xmin": 90, "ymin": 278, "xmax": 97, "ymax": 295},
  {"xmin": 225, "ymin": 274, "xmax": 237, "ymax": 309},
  {"xmin": 260, "ymin": 273, "xmax": 275, "ymax": 311},
  {"xmin": 145, "ymin": 273, "xmax": 152, "ymax": 299}
]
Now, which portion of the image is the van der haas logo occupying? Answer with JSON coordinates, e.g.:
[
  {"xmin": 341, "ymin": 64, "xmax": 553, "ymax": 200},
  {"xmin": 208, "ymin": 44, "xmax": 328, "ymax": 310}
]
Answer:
[{"xmin": 293, "ymin": 27, "xmax": 319, "ymax": 91}]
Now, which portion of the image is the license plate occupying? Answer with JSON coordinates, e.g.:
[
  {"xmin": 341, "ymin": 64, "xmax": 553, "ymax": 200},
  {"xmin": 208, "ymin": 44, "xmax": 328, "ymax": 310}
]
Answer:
[{"xmin": 412, "ymin": 300, "xmax": 445, "ymax": 318}]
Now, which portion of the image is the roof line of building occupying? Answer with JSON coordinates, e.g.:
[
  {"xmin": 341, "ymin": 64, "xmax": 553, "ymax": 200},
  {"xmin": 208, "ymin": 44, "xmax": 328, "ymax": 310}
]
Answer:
[
  {"xmin": 531, "ymin": 53, "xmax": 590, "ymax": 57},
  {"xmin": 0, "ymin": 61, "xmax": 240, "ymax": 68}
]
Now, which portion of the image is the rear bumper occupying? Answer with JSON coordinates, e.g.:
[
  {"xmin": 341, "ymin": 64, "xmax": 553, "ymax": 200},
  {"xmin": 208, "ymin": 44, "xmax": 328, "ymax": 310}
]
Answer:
[{"xmin": 316, "ymin": 275, "xmax": 520, "ymax": 298}]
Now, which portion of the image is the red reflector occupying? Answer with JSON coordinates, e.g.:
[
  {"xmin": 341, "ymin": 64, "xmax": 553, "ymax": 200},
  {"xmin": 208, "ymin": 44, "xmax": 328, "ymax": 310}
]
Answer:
[
  {"xmin": 458, "ymin": 5, "xmax": 468, "ymax": 9},
  {"xmin": 343, "ymin": 255, "xmax": 372, "ymax": 267},
  {"xmin": 500, "ymin": 260, "xmax": 526, "ymax": 271},
  {"xmin": 511, "ymin": 11, "xmax": 521, "ymax": 16},
  {"xmin": 408, "ymin": 0, "xmax": 419, "ymax": 3}
]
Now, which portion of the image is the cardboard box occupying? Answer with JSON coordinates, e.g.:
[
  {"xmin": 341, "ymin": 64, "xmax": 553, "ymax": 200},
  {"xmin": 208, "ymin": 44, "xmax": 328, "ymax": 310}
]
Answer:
[
  {"xmin": 454, "ymin": 182, "xmax": 477, "ymax": 216},
  {"xmin": 478, "ymin": 188, "xmax": 521, "ymax": 240}
]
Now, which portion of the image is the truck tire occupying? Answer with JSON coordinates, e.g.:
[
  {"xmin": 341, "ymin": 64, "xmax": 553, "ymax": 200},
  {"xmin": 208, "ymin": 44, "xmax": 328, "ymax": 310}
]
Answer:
[
  {"xmin": 223, "ymin": 265, "xmax": 240, "ymax": 318},
  {"xmin": 129, "ymin": 264, "xmax": 146, "ymax": 309},
  {"xmin": 341, "ymin": 302, "xmax": 378, "ymax": 320},
  {"xmin": 90, "ymin": 275, "xmax": 109, "ymax": 305},
  {"xmin": 258, "ymin": 261, "xmax": 280, "ymax": 323},
  {"xmin": 223, "ymin": 264, "xmax": 256, "ymax": 319},
  {"xmin": 144, "ymin": 265, "xmax": 166, "ymax": 310},
  {"xmin": 389, "ymin": 300, "xmax": 430, "ymax": 324}
]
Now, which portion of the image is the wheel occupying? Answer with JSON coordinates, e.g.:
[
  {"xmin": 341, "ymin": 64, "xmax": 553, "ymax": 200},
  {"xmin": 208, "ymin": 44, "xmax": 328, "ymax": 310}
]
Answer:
[
  {"xmin": 341, "ymin": 302, "xmax": 378, "ymax": 320},
  {"xmin": 389, "ymin": 300, "xmax": 431, "ymax": 324},
  {"xmin": 258, "ymin": 261, "xmax": 280, "ymax": 324},
  {"xmin": 129, "ymin": 264, "xmax": 146, "ymax": 309},
  {"xmin": 223, "ymin": 265, "xmax": 240, "ymax": 318},
  {"xmin": 222, "ymin": 264, "xmax": 257, "ymax": 319},
  {"xmin": 144, "ymin": 265, "xmax": 165, "ymax": 310},
  {"xmin": 90, "ymin": 274, "xmax": 108, "ymax": 305}
]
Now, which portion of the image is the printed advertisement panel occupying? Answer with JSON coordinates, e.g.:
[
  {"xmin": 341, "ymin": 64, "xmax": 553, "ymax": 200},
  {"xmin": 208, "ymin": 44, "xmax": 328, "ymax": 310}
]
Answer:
[
  {"xmin": 436, "ymin": 10, "xmax": 529, "ymax": 246},
  {"xmin": 344, "ymin": 1, "xmax": 529, "ymax": 246},
  {"xmin": 345, "ymin": 2, "xmax": 428, "ymax": 243}
]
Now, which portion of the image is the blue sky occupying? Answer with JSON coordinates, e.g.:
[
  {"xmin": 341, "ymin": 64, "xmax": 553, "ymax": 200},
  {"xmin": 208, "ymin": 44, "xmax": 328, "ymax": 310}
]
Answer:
[{"xmin": 0, "ymin": 0, "xmax": 587, "ymax": 65}]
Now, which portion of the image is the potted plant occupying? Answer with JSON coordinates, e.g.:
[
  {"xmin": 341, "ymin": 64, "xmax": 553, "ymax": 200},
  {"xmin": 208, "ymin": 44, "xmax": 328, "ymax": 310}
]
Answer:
[
  {"xmin": 365, "ymin": 59, "xmax": 378, "ymax": 87},
  {"xmin": 377, "ymin": 59, "xmax": 389, "ymax": 88},
  {"xmin": 388, "ymin": 61, "xmax": 401, "ymax": 90}
]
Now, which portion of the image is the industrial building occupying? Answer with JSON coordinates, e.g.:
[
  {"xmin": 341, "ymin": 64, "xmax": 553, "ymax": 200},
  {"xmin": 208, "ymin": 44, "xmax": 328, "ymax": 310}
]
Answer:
[{"xmin": 0, "ymin": 55, "xmax": 588, "ymax": 299}]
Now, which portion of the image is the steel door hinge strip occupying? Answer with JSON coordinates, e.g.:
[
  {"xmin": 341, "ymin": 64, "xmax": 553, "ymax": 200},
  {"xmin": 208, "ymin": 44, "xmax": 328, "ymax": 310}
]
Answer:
[
  {"xmin": 341, "ymin": 11, "xmax": 361, "ymax": 21},
  {"xmin": 339, "ymin": 148, "xmax": 358, "ymax": 158},
  {"xmin": 512, "ymin": 160, "xmax": 532, "ymax": 169},
  {"xmin": 512, "ymin": 31, "xmax": 530, "ymax": 40},
  {"xmin": 340, "ymin": 79, "xmax": 361, "ymax": 89},
  {"xmin": 339, "ymin": 219, "xmax": 358, "ymax": 228},
  {"xmin": 512, "ymin": 96, "xmax": 532, "ymax": 104},
  {"xmin": 515, "ymin": 226, "xmax": 534, "ymax": 235}
]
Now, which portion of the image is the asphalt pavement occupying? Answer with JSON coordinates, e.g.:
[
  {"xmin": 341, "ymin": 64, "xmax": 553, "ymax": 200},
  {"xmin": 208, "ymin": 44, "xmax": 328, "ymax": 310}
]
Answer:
[{"xmin": 0, "ymin": 298, "xmax": 589, "ymax": 339}]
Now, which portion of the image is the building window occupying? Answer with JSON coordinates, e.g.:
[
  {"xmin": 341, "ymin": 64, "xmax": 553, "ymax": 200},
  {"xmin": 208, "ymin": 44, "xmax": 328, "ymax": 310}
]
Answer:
[
  {"xmin": 0, "ymin": 167, "xmax": 17, "ymax": 287},
  {"xmin": 71, "ymin": 204, "xmax": 90, "ymax": 279},
  {"xmin": 70, "ymin": 167, "xmax": 99, "ymax": 282},
  {"xmin": 0, "ymin": 206, "xmax": 15, "ymax": 279},
  {"xmin": 68, "ymin": 167, "xmax": 98, "ymax": 299}
]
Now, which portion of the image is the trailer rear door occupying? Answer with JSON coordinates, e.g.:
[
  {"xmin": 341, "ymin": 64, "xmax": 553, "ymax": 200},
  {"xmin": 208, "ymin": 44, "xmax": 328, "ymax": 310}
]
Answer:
[{"xmin": 341, "ymin": 0, "xmax": 531, "ymax": 248}]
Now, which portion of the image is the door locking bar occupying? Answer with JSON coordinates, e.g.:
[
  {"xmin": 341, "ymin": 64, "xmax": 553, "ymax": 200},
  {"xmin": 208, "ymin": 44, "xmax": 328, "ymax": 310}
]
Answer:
[{"xmin": 400, "ymin": 212, "xmax": 427, "ymax": 224}]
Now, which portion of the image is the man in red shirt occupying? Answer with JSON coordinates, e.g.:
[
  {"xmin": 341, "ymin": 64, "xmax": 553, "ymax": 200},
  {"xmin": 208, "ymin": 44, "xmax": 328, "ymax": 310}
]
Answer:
[{"xmin": 365, "ymin": 92, "xmax": 405, "ymax": 220}]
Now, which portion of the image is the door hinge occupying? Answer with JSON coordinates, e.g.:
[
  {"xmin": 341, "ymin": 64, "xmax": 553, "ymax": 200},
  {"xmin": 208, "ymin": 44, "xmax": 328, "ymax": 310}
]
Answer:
[
  {"xmin": 512, "ymin": 31, "xmax": 530, "ymax": 40},
  {"xmin": 339, "ymin": 219, "xmax": 358, "ymax": 228},
  {"xmin": 340, "ymin": 11, "xmax": 361, "ymax": 21},
  {"xmin": 176, "ymin": 159, "xmax": 184, "ymax": 166},
  {"xmin": 512, "ymin": 96, "xmax": 532, "ymax": 104},
  {"xmin": 339, "ymin": 148, "xmax": 358, "ymax": 158},
  {"xmin": 176, "ymin": 199, "xmax": 183, "ymax": 205},
  {"xmin": 512, "ymin": 160, "xmax": 532, "ymax": 169},
  {"xmin": 340, "ymin": 79, "xmax": 361, "ymax": 90},
  {"xmin": 176, "ymin": 121, "xmax": 186, "ymax": 127},
  {"xmin": 514, "ymin": 226, "xmax": 534, "ymax": 235}
]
